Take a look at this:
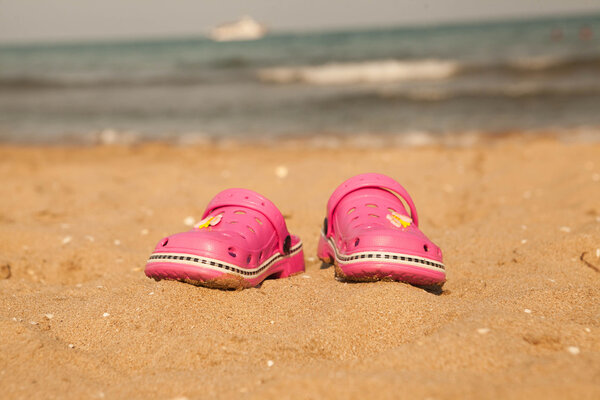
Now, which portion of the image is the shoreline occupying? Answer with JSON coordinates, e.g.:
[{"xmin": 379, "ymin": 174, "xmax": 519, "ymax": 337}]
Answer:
[{"xmin": 2, "ymin": 125, "xmax": 600, "ymax": 148}]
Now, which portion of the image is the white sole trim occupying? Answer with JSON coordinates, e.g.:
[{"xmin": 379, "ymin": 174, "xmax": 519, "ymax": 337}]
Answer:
[
  {"xmin": 324, "ymin": 234, "xmax": 445, "ymax": 272},
  {"xmin": 146, "ymin": 242, "xmax": 303, "ymax": 278}
]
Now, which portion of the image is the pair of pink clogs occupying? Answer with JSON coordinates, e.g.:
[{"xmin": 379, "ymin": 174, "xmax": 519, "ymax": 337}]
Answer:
[{"xmin": 145, "ymin": 173, "xmax": 445, "ymax": 289}]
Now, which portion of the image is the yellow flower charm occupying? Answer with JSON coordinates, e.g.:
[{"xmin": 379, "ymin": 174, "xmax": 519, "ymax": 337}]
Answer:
[
  {"xmin": 386, "ymin": 211, "xmax": 412, "ymax": 229},
  {"xmin": 195, "ymin": 214, "xmax": 223, "ymax": 229}
]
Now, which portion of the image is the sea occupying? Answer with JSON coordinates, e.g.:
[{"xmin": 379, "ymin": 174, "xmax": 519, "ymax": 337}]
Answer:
[{"xmin": 1, "ymin": 13, "xmax": 600, "ymax": 144}]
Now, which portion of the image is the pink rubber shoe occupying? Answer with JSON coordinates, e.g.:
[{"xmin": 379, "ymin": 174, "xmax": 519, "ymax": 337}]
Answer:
[
  {"xmin": 317, "ymin": 173, "xmax": 445, "ymax": 286},
  {"xmin": 145, "ymin": 188, "xmax": 304, "ymax": 289}
]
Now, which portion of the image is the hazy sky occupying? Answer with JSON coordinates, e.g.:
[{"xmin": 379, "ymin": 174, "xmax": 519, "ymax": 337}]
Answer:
[{"xmin": 1, "ymin": 0, "xmax": 599, "ymax": 43}]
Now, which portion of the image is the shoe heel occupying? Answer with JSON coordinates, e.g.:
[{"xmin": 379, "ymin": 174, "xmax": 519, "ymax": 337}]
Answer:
[
  {"xmin": 270, "ymin": 246, "xmax": 305, "ymax": 279},
  {"xmin": 317, "ymin": 233, "xmax": 334, "ymax": 264}
]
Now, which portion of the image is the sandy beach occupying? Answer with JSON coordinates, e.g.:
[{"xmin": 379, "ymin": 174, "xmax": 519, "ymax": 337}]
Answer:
[{"xmin": 1, "ymin": 135, "xmax": 599, "ymax": 399}]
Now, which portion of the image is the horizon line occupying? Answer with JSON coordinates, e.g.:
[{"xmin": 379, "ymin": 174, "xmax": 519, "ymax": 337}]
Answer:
[{"xmin": 1, "ymin": 9, "xmax": 598, "ymax": 48}]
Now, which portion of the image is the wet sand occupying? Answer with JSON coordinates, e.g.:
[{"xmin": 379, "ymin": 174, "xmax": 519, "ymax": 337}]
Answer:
[{"xmin": 1, "ymin": 136, "xmax": 599, "ymax": 399}]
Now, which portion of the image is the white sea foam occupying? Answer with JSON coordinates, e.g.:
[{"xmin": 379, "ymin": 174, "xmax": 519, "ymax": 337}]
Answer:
[
  {"xmin": 258, "ymin": 59, "xmax": 460, "ymax": 85},
  {"xmin": 509, "ymin": 56, "xmax": 563, "ymax": 71}
]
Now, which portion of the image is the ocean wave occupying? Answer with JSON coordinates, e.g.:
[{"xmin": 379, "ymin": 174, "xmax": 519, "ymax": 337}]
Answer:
[
  {"xmin": 258, "ymin": 55, "xmax": 600, "ymax": 86},
  {"xmin": 316, "ymin": 84, "xmax": 600, "ymax": 106},
  {"xmin": 403, "ymin": 85, "xmax": 600, "ymax": 100},
  {"xmin": 0, "ymin": 75, "xmax": 212, "ymax": 90},
  {"xmin": 474, "ymin": 55, "xmax": 600, "ymax": 75},
  {"xmin": 507, "ymin": 56, "xmax": 566, "ymax": 71},
  {"xmin": 2, "ymin": 55, "xmax": 599, "ymax": 91},
  {"xmin": 258, "ymin": 59, "xmax": 460, "ymax": 85}
]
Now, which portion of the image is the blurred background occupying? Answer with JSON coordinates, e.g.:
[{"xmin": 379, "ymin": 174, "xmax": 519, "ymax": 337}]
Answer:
[{"xmin": 1, "ymin": 0, "xmax": 599, "ymax": 143}]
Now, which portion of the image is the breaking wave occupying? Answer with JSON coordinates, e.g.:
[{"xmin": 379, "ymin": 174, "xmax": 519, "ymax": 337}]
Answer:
[
  {"xmin": 258, "ymin": 59, "xmax": 460, "ymax": 85},
  {"xmin": 258, "ymin": 55, "xmax": 600, "ymax": 86}
]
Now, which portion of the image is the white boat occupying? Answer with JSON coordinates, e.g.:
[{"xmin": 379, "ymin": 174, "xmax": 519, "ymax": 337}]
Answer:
[{"xmin": 210, "ymin": 16, "xmax": 267, "ymax": 42}]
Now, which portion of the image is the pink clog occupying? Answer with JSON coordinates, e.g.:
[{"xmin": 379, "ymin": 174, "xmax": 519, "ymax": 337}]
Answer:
[
  {"xmin": 145, "ymin": 188, "xmax": 304, "ymax": 289},
  {"xmin": 317, "ymin": 173, "xmax": 445, "ymax": 286}
]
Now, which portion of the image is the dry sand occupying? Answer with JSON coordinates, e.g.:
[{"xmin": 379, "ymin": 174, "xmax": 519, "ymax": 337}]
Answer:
[{"xmin": 0, "ymin": 136, "xmax": 599, "ymax": 399}]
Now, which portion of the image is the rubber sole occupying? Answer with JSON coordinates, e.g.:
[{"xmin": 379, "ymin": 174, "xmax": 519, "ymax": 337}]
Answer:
[
  {"xmin": 317, "ymin": 233, "xmax": 445, "ymax": 287},
  {"xmin": 145, "ymin": 242, "xmax": 304, "ymax": 289}
]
